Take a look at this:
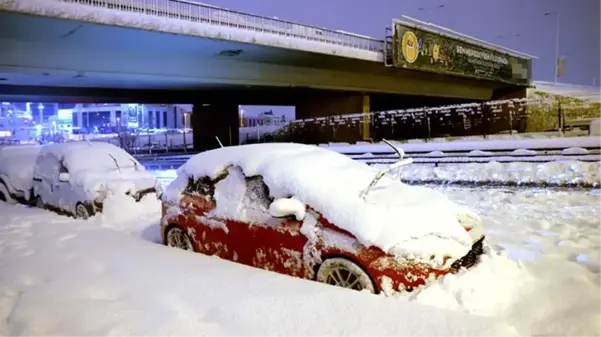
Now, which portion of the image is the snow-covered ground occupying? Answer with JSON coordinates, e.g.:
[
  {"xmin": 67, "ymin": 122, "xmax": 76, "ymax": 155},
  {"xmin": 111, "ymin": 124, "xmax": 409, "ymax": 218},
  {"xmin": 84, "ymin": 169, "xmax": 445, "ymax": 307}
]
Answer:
[
  {"xmin": 323, "ymin": 136, "xmax": 601, "ymax": 154},
  {"xmin": 531, "ymin": 81, "xmax": 601, "ymax": 102},
  {"xmin": 387, "ymin": 160, "xmax": 601, "ymax": 187},
  {"xmin": 0, "ymin": 184, "xmax": 598, "ymax": 335},
  {"xmin": 0, "ymin": 202, "xmax": 513, "ymax": 336},
  {"xmin": 425, "ymin": 186, "xmax": 600, "ymax": 336}
]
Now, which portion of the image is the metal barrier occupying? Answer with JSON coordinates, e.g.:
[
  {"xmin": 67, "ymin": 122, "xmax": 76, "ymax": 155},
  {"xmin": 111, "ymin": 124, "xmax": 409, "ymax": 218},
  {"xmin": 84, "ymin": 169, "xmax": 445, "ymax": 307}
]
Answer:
[{"xmin": 57, "ymin": 0, "xmax": 384, "ymax": 52}]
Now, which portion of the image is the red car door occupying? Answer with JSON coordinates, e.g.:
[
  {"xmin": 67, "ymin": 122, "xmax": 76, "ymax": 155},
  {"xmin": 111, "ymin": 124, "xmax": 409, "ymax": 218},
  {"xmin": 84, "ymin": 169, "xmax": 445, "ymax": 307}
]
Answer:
[{"xmin": 250, "ymin": 217, "xmax": 309, "ymax": 278}]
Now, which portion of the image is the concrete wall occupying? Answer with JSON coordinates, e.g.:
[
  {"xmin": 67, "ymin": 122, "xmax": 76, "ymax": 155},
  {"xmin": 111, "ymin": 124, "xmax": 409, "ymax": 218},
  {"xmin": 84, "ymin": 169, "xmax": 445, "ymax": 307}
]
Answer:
[{"xmin": 220, "ymin": 0, "xmax": 601, "ymax": 85}]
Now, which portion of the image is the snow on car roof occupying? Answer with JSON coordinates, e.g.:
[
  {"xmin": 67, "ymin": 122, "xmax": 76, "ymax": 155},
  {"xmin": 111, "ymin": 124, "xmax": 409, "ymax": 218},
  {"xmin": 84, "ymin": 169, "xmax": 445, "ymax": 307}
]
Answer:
[
  {"xmin": 40, "ymin": 141, "xmax": 141, "ymax": 172},
  {"xmin": 177, "ymin": 143, "xmax": 475, "ymax": 259}
]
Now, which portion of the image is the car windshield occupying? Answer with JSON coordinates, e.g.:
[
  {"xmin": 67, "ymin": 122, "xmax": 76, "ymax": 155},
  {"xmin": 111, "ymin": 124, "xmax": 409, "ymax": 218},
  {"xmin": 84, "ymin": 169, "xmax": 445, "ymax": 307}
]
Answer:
[{"xmin": 65, "ymin": 147, "xmax": 141, "ymax": 173}]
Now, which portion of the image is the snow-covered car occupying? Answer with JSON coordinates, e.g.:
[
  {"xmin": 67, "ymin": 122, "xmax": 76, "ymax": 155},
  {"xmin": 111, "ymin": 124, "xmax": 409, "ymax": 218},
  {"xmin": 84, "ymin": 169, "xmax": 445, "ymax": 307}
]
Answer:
[
  {"xmin": 160, "ymin": 143, "xmax": 486, "ymax": 294},
  {"xmin": 0, "ymin": 144, "xmax": 42, "ymax": 204},
  {"xmin": 32, "ymin": 141, "xmax": 162, "ymax": 219}
]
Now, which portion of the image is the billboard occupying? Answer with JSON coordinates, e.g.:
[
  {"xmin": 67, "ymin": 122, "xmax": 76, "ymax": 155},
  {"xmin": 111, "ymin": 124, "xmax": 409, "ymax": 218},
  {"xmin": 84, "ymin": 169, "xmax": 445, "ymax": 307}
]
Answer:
[{"xmin": 391, "ymin": 21, "xmax": 531, "ymax": 85}]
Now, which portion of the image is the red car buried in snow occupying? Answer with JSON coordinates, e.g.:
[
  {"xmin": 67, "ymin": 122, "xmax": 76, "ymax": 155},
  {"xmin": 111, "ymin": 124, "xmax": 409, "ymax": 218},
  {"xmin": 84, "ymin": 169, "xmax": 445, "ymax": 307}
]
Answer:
[{"xmin": 160, "ymin": 143, "xmax": 485, "ymax": 295}]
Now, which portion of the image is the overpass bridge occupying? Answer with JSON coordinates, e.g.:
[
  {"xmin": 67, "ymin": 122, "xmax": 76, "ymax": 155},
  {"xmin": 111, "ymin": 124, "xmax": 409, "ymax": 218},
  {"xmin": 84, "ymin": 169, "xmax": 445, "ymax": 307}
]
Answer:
[{"xmin": 0, "ymin": 0, "xmax": 535, "ymax": 148}]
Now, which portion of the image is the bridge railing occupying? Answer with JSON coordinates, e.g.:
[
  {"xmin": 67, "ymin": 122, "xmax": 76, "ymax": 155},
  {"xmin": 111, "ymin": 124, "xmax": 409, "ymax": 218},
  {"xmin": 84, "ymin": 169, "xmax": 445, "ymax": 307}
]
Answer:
[{"xmin": 59, "ymin": 0, "xmax": 384, "ymax": 52}]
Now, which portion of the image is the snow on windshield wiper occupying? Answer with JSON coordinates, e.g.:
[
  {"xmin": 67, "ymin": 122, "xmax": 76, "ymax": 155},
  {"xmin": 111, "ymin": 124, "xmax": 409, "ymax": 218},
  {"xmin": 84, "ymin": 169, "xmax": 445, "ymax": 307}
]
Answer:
[{"xmin": 108, "ymin": 153, "xmax": 121, "ymax": 172}]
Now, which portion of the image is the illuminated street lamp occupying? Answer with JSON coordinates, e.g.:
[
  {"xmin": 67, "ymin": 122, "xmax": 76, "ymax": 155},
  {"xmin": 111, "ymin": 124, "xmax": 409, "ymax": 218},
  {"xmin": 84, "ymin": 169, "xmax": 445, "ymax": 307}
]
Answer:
[
  {"xmin": 38, "ymin": 103, "xmax": 45, "ymax": 124},
  {"xmin": 183, "ymin": 112, "xmax": 190, "ymax": 129}
]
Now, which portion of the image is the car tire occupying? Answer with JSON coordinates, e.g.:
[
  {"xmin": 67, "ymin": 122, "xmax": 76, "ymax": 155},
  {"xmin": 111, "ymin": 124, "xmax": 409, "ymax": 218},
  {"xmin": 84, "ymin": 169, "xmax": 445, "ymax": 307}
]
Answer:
[
  {"xmin": 0, "ymin": 182, "xmax": 17, "ymax": 205},
  {"xmin": 316, "ymin": 257, "xmax": 376, "ymax": 294},
  {"xmin": 75, "ymin": 202, "xmax": 93, "ymax": 220},
  {"xmin": 34, "ymin": 195, "xmax": 44, "ymax": 209},
  {"xmin": 165, "ymin": 225, "xmax": 195, "ymax": 252}
]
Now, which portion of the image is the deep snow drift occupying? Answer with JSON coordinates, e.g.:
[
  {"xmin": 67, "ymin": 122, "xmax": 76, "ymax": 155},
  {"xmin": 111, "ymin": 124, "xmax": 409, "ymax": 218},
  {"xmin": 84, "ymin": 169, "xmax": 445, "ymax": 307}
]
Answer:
[
  {"xmin": 0, "ymin": 183, "xmax": 599, "ymax": 335},
  {"xmin": 411, "ymin": 186, "xmax": 600, "ymax": 336},
  {"xmin": 0, "ymin": 202, "xmax": 515, "ymax": 336}
]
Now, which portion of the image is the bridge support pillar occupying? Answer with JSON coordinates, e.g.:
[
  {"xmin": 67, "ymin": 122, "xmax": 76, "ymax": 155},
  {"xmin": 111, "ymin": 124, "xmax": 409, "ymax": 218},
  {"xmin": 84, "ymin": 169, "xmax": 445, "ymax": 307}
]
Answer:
[
  {"xmin": 191, "ymin": 103, "xmax": 239, "ymax": 151},
  {"xmin": 295, "ymin": 93, "xmax": 370, "ymax": 143}
]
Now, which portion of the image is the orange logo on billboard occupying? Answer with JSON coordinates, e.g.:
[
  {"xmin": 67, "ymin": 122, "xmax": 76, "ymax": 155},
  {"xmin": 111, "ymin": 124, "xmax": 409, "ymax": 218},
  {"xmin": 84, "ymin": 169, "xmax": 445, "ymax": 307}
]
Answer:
[{"xmin": 401, "ymin": 31, "xmax": 419, "ymax": 63}]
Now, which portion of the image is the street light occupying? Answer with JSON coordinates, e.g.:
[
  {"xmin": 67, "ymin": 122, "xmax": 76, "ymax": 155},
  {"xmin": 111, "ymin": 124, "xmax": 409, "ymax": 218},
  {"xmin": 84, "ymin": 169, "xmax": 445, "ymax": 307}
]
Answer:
[
  {"xmin": 544, "ymin": 11, "xmax": 560, "ymax": 83},
  {"xmin": 37, "ymin": 103, "xmax": 45, "ymax": 125}
]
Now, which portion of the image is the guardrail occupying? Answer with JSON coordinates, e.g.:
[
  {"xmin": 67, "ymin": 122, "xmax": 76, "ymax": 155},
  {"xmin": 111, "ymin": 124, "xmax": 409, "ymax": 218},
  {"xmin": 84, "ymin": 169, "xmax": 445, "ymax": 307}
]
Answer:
[{"xmin": 58, "ymin": 0, "xmax": 384, "ymax": 52}]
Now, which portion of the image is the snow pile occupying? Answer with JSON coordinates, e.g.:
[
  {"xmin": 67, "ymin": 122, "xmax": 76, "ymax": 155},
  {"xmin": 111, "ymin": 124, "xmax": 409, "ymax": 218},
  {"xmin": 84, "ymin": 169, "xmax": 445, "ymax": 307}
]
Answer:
[
  {"xmin": 0, "ymin": 203, "xmax": 517, "ymax": 336},
  {"xmin": 268, "ymin": 196, "xmax": 306, "ymax": 220},
  {"xmin": 430, "ymin": 186, "xmax": 601, "ymax": 336},
  {"xmin": 0, "ymin": 144, "xmax": 42, "ymax": 193},
  {"xmin": 167, "ymin": 143, "xmax": 480, "ymax": 260},
  {"xmin": 561, "ymin": 147, "xmax": 588, "ymax": 155},
  {"xmin": 385, "ymin": 160, "xmax": 601, "ymax": 187},
  {"xmin": 92, "ymin": 191, "xmax": 161, "ymax": 233},
  {"xmin": 405, "ymin": 249, "xmax": 533, "ymax": 317}
]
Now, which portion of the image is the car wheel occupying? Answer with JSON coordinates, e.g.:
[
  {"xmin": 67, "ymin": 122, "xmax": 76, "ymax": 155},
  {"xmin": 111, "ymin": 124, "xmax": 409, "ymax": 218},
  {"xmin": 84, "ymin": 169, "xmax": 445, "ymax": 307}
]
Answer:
[
  {"xmin": 35, "ymin": 195, "xmax": 44, "ymax": 209},
  {"xmin": 316, "ymin": 257, "xmax": 376, "ymax": 293},
  {"xmin": 75, "ymin": 203, "xmax": 92, "ymax": 219},
  {"xmin": 0, "ymin": 182, "xmax": 17, "ymax": 205},
  {"xmin": 165, "ymin": 226, "xmax": 195, "ymax": 252}
]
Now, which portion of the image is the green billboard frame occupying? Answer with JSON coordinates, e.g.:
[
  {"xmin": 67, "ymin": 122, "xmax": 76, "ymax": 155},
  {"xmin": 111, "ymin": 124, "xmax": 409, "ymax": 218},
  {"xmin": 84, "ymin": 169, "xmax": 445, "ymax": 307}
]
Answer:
[{"xmin": 391, "ymin": 19, "xmax": 532, "ymax": 85}]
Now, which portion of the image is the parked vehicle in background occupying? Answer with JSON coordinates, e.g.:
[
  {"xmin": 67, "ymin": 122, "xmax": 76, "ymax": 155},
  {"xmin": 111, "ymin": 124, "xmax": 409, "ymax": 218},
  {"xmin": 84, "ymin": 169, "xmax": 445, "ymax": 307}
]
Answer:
[
  {"xmin": 30, "ymin": 141, "xmax": 161, "ymax": 219},
  {"xmin": 160, "ymin": 143, "xmax": 485, "ymax": 295},
  {"xmin": 0, "ymin": 144, "xmax": 42, "ymax": 204}
]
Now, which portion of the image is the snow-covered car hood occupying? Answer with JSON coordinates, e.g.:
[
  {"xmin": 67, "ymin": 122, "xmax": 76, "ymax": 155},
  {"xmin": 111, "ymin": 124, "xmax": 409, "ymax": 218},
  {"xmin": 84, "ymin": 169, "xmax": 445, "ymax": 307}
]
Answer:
[{"xmin": 358, "ymin": 182, "xmax": 483, "ymax": 263}]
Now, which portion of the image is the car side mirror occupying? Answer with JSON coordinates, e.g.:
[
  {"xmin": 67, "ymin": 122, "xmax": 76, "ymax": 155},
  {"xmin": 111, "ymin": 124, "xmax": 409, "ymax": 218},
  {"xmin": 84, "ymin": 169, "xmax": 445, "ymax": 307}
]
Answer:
[
  {"xmin": 58, "ymin": 172, "xmax": 70, "ymax": 182},
  {"xmin": 269, "ymin": 198, "xmax": 306, "ymax": 221}
]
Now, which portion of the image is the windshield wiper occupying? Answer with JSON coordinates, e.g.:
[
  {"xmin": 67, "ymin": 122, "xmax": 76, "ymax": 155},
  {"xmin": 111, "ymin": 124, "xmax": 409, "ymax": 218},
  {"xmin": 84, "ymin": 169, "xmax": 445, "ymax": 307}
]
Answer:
[
  {"xmin": 108, "ymin": 153, "xmax": 121, "ymax": 172},
  {"xmin": 130, "ymin": 158, "xmax": 139, "ymax": 171},
  {"xmin": 359, "ymin": 139, "xmax": 413, "ymax": 199}
]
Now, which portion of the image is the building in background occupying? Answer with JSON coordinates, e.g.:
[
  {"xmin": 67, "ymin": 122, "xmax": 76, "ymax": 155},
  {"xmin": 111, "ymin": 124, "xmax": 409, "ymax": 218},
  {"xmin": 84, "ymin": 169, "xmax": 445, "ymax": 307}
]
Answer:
[
  {"xmin": 242, "ymin": 109, "xmax": 288, "ymax": 127},
  {"xmin": 69, "ymin": 103, "xmax": 191, "ymax": 131},
  {"xmin": 0, "ymin": 102, "xmax": 194, "ymax": 142}
]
